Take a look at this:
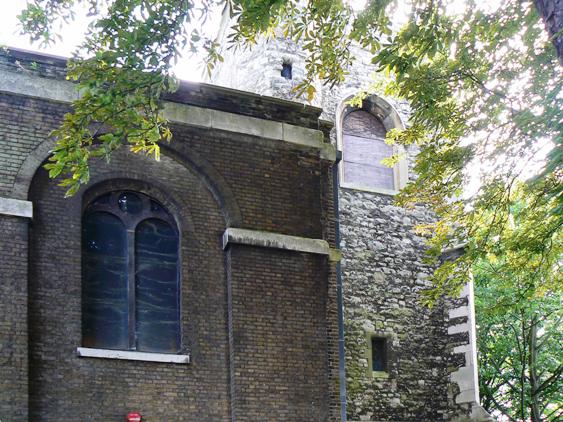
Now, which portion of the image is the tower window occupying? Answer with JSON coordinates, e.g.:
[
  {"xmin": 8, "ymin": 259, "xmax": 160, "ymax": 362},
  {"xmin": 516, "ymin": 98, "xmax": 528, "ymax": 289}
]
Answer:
[
  {"xmin": 82, "ymin": 190, "xmax": 181, "ymax": 354},
  {"xmin": 342, "ymin": 110, "xmax": 394, "ymax": 191},
  {"xmin": 281, "ymin": 62, "xmax": 292, "ymax": 80},
  {"xmin": 371, "ymin": 336, "xmax": 387, "ymax": 372}
]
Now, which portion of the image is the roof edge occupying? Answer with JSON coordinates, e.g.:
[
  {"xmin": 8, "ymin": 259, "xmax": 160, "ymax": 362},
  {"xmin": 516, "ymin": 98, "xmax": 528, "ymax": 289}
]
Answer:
[{"xmin": 2, "ymin": 47, "xmax": 323, "ymax": 129}]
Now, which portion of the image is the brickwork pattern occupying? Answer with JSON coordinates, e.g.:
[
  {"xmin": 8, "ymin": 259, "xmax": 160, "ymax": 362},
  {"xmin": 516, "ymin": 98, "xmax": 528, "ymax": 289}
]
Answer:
[
  {"xmin": 320, "ymin": 160, "xmax": 344, "ymax": 422},
  {"xmin": 0, "ymin": 49, "xmax": 340, "ymax": 421},
  {"xmin": 0, "ymin": 215, "xmax": 29, "ymax": 421},
  {"xmin": 228, "ymin": 246, "xmax": 330, "ymax": 421},
  {"xmin": 28, "ymin": 152, "xmax": 231, "ymax": 421},
  {"xmin": 171, "ymin": 125, "xmax": 324, "ymax": 239},
  {"xmin": 0, "ymin": 93, "xmax": 68, "ymax": 197}
]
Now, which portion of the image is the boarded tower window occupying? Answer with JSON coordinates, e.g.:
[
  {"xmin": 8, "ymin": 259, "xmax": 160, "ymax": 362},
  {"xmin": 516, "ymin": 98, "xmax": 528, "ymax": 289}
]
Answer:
[
  {"xmin": 342, "ymin": 110, "xmax": 394, "ymax": 190},
  {"xmin": 281, "ymin": 62, "xmax": 292, "ymax": 79}
]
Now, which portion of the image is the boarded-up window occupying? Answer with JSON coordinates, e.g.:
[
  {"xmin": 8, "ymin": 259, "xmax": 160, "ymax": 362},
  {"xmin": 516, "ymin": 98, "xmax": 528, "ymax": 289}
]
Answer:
[{"xmin": 343, "ymin": 110, "xmax": 394, "ymax": 190}]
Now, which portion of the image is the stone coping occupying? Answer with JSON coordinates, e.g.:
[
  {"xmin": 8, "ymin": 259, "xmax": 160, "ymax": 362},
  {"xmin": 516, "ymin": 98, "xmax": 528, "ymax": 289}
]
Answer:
[
  {"xmin": 2, "ymin": 47, "xmax": 323, "ymax": 128},
  {"xmin": 0, "ymin": 67, "xmax": 336, "ymax": 162},
  {"xmin": 0, "ymin": 197, "xmax": 33, "ymax": 218},
  {"xmin": 340, "ymin": 181, "xmax": 398, "ymax": 196},
  {"xmin": 222, "ymin": 228, "xmax": 341, "ymax": 261}
]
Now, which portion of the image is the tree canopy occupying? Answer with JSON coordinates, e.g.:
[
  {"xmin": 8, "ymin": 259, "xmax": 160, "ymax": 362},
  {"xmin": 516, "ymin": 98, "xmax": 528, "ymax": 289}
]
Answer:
[
  {"xmin": 476, "ymin": 268, "xmax": 562, "ymax": 421},
  {"xmin": 16, "ymin": 0, "xmax": 562, "ymax": 300},
  {"xmin": 473, "ymin": 184, "xmax": 562, "ymax": 420}
]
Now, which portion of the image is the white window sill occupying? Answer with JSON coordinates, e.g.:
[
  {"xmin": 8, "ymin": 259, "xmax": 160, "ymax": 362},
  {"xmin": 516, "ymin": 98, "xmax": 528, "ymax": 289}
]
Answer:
[
  {"xmin": 76, "ymin": 347, "xmax": 190, "ymax": 364},
  {"xmin": 371, "ymin": 370, "xmax": 389, "ymax": 379},
  {"xmin": 340, "ymin": 182, "xmax": 398, "ymax": 196}
]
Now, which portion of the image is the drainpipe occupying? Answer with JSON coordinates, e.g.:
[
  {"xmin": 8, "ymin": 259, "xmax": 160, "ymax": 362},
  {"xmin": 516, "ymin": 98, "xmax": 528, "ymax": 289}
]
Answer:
[{"xmin": 332, "ymin": 150, "xmax": 347, "ymax": 421}]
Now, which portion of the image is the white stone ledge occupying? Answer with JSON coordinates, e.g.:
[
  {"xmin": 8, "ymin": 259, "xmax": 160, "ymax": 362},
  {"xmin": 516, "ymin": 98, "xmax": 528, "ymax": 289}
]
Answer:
[
  {"xmin": 0, "ymin": 197, "xmax": 33, "ymax": 218},
  {"xmin": 456, "ymin": 389, "xmax": 478, "ymax": 404},
  {"xmin": 340, "ymin": 181, "xmax": 398, "ymax": 196},
  {"xmin": 448, "ymin": 322, "xmax": 470, "ymax": 335},
  {"xmin": 460, "ymin": 283, "xmax": 471, "ymax": 297},
  {"xmin": 222, "ymin": 227, "xmax": 340, "ymax": 261},
  {"xmin": 76, "ymin": 347, "xmax": 190, "ymax": 364},
  {"xmin": 441, "ymin": 243, "xmax": 468, "ymax": 255},
  {"xmin": 0, "ymin": 69, "xmax": 79, "ymax": 103},
  {"xmin": 449, "ymin": 306, "xmax": 470, "ymax": 319},
  {"xmin": 0, "ymin": 70, "xmax": 335, "ymax": 161},
  {"xmin": 452, "ymin": 366, "xmax": 478, "ymax": 392},
  {"xmin": 453, "ymin": 344, "xmax": 472, "ymax": 354}
]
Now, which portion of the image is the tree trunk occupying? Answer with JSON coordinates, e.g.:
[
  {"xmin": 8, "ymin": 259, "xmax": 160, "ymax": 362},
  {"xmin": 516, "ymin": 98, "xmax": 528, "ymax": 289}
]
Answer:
[
  {"xmin": 528, "ymin": 317, "xmax": 542, "ymax": 422},
  {"xmin": 534, "ymin": 0, "xmax": 563, "ymax": 65}
]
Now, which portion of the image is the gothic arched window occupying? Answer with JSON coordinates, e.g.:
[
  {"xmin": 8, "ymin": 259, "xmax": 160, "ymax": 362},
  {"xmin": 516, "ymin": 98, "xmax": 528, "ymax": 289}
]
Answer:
[
  {"xmin": 342, "ymin": 110, "xmax": 395, "ymax": 191},
  {"xmin": 82, "ymin": 191, "xmax": 180, "ymax": 354}
]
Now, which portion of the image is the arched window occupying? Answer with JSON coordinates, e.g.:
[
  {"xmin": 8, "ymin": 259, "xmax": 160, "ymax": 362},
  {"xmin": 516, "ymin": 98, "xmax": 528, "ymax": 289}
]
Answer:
[
  {"xmin": 342, "ymin": 110, "xmax": 395, "ymax": 191},
  {"xmin": 82, "ymin": 191, "xmax": 180, "ymax": 354}
]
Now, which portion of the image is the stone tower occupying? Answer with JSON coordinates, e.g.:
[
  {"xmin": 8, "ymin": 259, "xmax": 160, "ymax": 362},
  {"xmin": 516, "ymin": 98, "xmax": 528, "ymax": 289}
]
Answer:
[{"xmin": 212, "ymin": 30, "xmax": 491, "ymax": 422}]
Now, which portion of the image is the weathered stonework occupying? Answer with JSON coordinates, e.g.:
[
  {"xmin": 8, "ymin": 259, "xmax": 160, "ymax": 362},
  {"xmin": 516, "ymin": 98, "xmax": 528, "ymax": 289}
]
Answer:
[{"xmin": 212, "ymin": 35, "xmax": 487, "ymax": 421}]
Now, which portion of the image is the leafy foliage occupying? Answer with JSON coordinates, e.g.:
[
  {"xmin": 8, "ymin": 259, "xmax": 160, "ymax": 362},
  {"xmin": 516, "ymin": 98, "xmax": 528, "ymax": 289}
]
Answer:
[
  {"xmin": 19, "ymin": 0, "xmax": 217, "ymax": 195},
  {"xmin": 17, "ymin": 0, "xmax": 562, "ymax": 298},
  {"xmin": 474, "ymin": 189, "xmax": 562, "ymax": 420}
]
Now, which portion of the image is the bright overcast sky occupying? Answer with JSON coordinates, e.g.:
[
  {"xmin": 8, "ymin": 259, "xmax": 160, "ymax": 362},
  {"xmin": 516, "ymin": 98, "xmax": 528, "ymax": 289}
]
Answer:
[{"xmin": 0, "ymin": 0, "xmax": 220, "ymax": 82}]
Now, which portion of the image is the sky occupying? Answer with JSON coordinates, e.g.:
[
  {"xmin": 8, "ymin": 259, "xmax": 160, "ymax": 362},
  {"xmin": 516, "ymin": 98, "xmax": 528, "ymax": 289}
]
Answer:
[
  {"xmin": 0, "ymin": 0, "xmax": 220, "ymax": 82},
  {"xmin": 0, "ymin": 0, "xmax": 499, "ymax": 82}
]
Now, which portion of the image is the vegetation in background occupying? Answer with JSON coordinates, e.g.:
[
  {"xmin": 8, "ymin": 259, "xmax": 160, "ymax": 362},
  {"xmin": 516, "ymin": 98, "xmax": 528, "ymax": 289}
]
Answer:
[
  {"xmin": 473, "ymin": 184, "xmax": 561, "ymax": 420},
  {"xmin": 16, "ymin": 0, "xmax": 562, "ymax": 418}
]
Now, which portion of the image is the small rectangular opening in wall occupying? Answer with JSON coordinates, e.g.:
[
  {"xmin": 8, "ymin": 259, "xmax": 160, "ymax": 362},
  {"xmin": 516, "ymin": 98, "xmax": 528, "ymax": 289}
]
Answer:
[
  {"xmin": 371, "ymin": 337, "xmax": 387, "ymax": 372},
  {"xmin": 281, "ymin": 63, "xmax": 292, "ymax": 80}
]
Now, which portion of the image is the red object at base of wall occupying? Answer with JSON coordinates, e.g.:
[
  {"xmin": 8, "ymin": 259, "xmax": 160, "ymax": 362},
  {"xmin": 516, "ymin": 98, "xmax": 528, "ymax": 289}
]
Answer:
[{"xmin": 126, "ymin": 412, "xmax": 142, "ymax": 422}]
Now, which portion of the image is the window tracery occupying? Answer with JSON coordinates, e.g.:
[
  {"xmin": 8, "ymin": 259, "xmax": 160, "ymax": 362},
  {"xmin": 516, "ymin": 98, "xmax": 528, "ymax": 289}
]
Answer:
[{"xmin": 82, "ymin": 191, "xmax": 180, "ymax": 353}]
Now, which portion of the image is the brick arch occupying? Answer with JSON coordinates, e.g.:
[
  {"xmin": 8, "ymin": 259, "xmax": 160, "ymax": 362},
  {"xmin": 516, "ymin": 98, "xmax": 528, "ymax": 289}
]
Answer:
[
  {"xmin": 81, "ymin": 176, "xmax": 196, "ymax": 237},
  {"xmin": 11, "ymin": 138, "xmax": 56, "ymax": 200},
  {"xmin": 160, "ymin": 143, "xmax": 242, "ymax": 227},
  {"xmin": 26, "ymin": 142, "xmax": 232, "ymax": 420},
  {"xmin": 11, "ymin": 139, "xmax": 242, "ymax": 227}
]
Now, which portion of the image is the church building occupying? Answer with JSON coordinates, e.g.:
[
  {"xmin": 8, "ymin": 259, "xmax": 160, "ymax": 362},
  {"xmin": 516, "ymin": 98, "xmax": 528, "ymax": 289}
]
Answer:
[{"xmin": 0, "ymin": 41, "xmax": 488, "ymax": 421}]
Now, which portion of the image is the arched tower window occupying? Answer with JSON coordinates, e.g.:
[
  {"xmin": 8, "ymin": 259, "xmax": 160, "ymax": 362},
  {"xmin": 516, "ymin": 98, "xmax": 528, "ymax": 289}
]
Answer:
[
  {"xmin": 342, "ymin": 110, "xmax": 394, "ymax": 191},
  {"xmin": 338, "ymin": 96, "xmax": 408, "ymax": 194},
  {"xmin": 82, "ymin": 191, "xmax": 180, "ymax": 353}
]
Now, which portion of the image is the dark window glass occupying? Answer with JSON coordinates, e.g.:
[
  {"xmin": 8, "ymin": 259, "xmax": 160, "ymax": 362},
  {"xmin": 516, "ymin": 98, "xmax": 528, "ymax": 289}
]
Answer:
[
  {"xmin": 118, "ymin": 191, "xmax": 143, "ymax": 214},
  {"xmin": 371, "ymin": 337, "xmax": 387, "ymax": 371},
  {"xmin": 82, "ymin": 191, "xmax": 180, "ymax": 353},
  {"xmin": 92, "ymin": 192, "xmax": 111, "ymax": 206},
  {"xmin": 82, "ymin": 212, "xmax": 129, "ymax": 350},
  {"xmin": 135, "ymin": 218, "xmax": 180, "ymax": 353},
  {"xmin": 281, "ymin": 63, "xmax": 292, "ymax": 79},
  {"xmin": 343, "ymin": 110, "xmax": 394, "ymax": 190}
]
